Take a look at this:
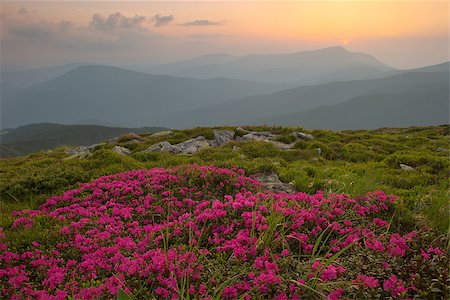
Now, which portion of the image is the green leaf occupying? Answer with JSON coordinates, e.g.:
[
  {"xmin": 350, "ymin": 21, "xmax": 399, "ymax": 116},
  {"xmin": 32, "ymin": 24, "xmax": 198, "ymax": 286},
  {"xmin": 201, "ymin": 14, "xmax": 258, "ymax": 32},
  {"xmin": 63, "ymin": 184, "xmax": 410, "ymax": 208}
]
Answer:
[{"xmin": 117, "ymin": 289, "xmax": 132, "ymax": 300}]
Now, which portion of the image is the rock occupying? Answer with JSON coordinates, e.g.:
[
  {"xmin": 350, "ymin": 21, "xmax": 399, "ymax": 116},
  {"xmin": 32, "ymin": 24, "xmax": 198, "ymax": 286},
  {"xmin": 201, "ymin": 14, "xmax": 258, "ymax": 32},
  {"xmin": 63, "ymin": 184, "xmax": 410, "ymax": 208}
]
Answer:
[
  {"xmin": 242, "ymin": 132, "xmax": 279, "ymax": 141},
  {"xmin": 436, "ymin": 147, "xmax": 448, "ymax": 152},
  {"xmin": 256, "ymin": 173, "xmax": 295, "ymax": 193},
  {"xmin": 234, "ymin": 136, "xmax": 246, "ymax": 142},
  {"xmin": 317, "ymin": 148, "xmax": 322, "ymax": 156},
  {"xmin": 63, "ymin": 146, "xmax": 92, "ymax": 160},
  {"xmin": 213, "ymin": 130, "xmax": 235, "ymax": 146},
  {"xmin": 108, "ymin": 133, "xmax": 144, "ymax": 144},
  {"xmin": 290, "ymin": 131, "xmax": 314, "ymax": 140},
  {"xmin": 400, "ymin": 163, "xmax": 414, "ymax": 171},
  {"xmin": 236, "ymin": 127, "xmax": 250, "ymax": 134},
  {"xmin": 150, "ymin": 130, "xmax": 174, "ymax": 138},
  {"xmin": 112, "ymin": 146, "xmax": 131, "ymax": 156},
  {"xmin": 144, "ymin": 141, "xmax": 172, "ymax": 153},
  {"xmin": 87, "ymin": 143, "xmax": 105, "ymax": 150},
  {"xmin": 170, "ymin": 136, "xmax": 210, "ymax": 154}
]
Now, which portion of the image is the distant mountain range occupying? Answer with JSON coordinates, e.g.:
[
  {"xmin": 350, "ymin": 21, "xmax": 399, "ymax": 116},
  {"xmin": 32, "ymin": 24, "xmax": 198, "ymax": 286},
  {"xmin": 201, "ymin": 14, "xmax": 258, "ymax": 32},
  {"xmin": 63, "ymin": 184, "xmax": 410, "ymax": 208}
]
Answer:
[
  {"xmin": 127, "ymin": 46, "xmax": 394, "ymax": 84},
  {"xmin": 161, "ymin": 66, "xmax": 449, "ymax": 128},
  {"xmin": 0, "ymin": 123, "xmax": 166, "ymax": 157},
  {"xmin": 1, "ymin": 46, "xmax": 448, "ymax": 131}
]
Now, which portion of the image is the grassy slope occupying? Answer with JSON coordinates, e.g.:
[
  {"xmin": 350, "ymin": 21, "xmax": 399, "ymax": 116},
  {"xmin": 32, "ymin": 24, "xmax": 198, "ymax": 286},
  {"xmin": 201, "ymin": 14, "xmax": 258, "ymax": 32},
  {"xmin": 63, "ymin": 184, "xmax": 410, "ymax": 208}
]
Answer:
[
  {"xmin": 0, "ymin": 125, "xmax": 448, "ymax": 233},
  {"xmin": 0, "ymin": 123, "xmax": 167, "ymax": 157}
]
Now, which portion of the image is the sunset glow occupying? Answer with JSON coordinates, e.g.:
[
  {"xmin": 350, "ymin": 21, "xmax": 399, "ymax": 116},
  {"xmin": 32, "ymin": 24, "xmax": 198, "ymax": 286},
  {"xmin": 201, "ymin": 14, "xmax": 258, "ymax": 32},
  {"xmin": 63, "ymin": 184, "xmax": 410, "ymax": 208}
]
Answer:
[{"xmin": 1, "ymin": 1, "xmax": 448, "ymax": 68}]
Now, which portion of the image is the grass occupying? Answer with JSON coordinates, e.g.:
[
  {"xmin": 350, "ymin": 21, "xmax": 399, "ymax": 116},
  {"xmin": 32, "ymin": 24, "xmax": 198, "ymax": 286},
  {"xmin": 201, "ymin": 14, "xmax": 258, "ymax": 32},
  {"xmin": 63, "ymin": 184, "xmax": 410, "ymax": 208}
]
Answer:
[{"xmin": 0, "ymin": 124, "xmax": 449, "ymax": 233}]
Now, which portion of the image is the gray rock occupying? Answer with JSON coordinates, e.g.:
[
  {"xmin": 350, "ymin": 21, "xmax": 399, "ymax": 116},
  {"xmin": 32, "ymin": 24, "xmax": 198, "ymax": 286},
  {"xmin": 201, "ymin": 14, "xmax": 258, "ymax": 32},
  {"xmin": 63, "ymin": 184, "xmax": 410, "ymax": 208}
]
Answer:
[
  {"xmin": 290, "ymin": 132, "xmax": 314, "ymax": 140},
  {"xmin": 242, "ymin": 132, "xmax": 279, "ymax": 141},
  {"xmin": 170, "ymin": 136, "xmax": 210, "ymax": 155},
  {"xmin": 400, "ymin": 163, "xmax": 414, "ymax": 171},
  {"xmin": 256, "ymin": 173, "xmax": 295, "ymax": 193},
  {"xmin": 108, "ymin": 133, "xmax": 144, "ymax": 144},
  {"xmin": 235, "ymin": 127, "xmax": 250, "ymax": 134},
  {"xmin": 87, "ymin": 143, "xmax": 105, "ymax": 150},
  {"xmin": 213, "ymin": 130, "xmax": 235, "ymax": 146},
  {"xmin": 144, "ymin": 141, "xmax": 172, "ymax": 153},
  {"xmin": 63, "ymin": 146, "xmax": 92, "ymax": 160},
  {"xmin": 436, "ymin": 147, "xmax": 448, "ymax": 152},
  {"xmin": 150, "ymin": 130, "xmax": 174, "ymax": 138},
  {"xmin": 317, "ymin": 147, "xmax": 322, "ymax": 156},
  {"xmin": 112, "ymin": 146, "xmax": 131, "ymax": 156}
]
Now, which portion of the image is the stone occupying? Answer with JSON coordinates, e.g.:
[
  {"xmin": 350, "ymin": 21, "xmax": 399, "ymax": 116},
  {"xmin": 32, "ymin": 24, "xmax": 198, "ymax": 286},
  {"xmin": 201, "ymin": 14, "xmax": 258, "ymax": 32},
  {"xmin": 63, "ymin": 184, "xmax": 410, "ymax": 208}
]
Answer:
[
  {"xmin": 170, "ymin": 136, "xmax": 210, "ymax": 154},
  {"xmin": 400, "ymin": 163, "xmax": 414, "ymax": 171},
  {"xmin": 256, "ymin": 173, "xmax": 295, "ymax": 193},
  {"xmin": 436, "ymin": 148, "xmax": 448, "ymax": 152},
  {"xmin": 213, "ymin": 130, "xmax": 235, "ymax": 146},
  {"xmin": 87, "ymin": 143, "xmax": 105, "ymax": 150},
  {"xmin": 108, "ymin": 133, "xmax": 144, "ymax": 144},
  {"xmin": 112, "ymin": 146, "xmax": 131, "ymax": 156},
  {"xmin": 150, "ymin": 130, "xmax": 174, "ymax": 138},
  {"xmin": 144, "ymin": 141, "xmax": 172, "ymax": 153},
  {"xmin": 235, "ymin": 127, "xmax": 250, "ymax": 134},
  {"xmin": 242, "ymin": 132, "xmax": 279, "ymax": 141},
  {"xmin": 63, "ymin": 146, "xmax": 92, "ymax": 160},
  {"xmin": 290, "ymin": 131, "xmax": 314, "ymax": 140}
]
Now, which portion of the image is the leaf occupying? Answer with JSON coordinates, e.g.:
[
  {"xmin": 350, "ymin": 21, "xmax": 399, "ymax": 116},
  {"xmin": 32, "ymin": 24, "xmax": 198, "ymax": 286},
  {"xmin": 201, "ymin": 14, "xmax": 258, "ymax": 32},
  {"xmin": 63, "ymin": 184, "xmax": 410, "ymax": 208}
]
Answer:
[{"xmin": 117, "ymin": 289, "xmax": 132, "ymax": 300}]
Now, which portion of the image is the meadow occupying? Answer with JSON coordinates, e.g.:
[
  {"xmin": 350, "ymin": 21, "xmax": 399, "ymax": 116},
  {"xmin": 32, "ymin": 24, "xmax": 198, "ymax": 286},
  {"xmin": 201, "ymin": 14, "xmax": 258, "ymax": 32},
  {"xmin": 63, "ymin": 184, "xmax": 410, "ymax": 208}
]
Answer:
[{"xmin": 0, "ymin": 125, "xmax": 448, "ymax": 299}]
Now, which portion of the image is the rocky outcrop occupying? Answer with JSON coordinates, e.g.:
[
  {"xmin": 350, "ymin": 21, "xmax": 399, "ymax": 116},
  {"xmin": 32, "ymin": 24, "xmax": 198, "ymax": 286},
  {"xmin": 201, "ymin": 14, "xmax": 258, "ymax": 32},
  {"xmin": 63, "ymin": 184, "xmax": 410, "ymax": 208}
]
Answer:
[
  {"xmin": 145, "ymin": 141, "xmax": 172, "ymax": 153},
  {"xmin": 290, "ymin": 132, "xmax": 314, "ymax": 140},
  {"xmin": 256, "ymin": 173, "xmax": 295, "ymax": 193},
  {"xmin": 63, "ymin": 146, "xmax": 92, "ymax": 160},
  {"xmin": 112, "ymin": 146, "xmax": 131, "ymax": 156},
  {"xmin": 213, "ymin": 130, "xmax": 235, "ymax": 146},
  {"xmin": 144, "ymin": 137, "xmax": 210, "ymax": 155},
  {"xmin": 242, "ymin": 132, "xmax": 280, "ymax": 141},
  {"xmin": 150, "ymin": 130, "xmax": 175, "ymax": 138},
  {"xmin": 170, "ymin": 136, "xmax": 210, "ymax": 154}
]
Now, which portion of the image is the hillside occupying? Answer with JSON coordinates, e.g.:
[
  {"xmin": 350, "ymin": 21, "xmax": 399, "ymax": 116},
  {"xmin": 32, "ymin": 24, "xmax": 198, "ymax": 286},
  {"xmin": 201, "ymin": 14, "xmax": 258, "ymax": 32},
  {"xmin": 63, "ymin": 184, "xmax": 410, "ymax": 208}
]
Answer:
[
  {"xmin": 254, "ymin": 88, "xmax": 449, "ymax": 129},
  {"xmin": 0, "ymin": 123, "xmax": 166, "ymax": 158},
  {"xmin": 158, "ymin": 69, "xmax": 449, "ymax": 128},
  {"xmin": 1, "ymin": 124, "xmax": 448, "ymax": 299},
  {"xmin": 1, "ymin": 65, "xmax": 284, "ymax": 129}
]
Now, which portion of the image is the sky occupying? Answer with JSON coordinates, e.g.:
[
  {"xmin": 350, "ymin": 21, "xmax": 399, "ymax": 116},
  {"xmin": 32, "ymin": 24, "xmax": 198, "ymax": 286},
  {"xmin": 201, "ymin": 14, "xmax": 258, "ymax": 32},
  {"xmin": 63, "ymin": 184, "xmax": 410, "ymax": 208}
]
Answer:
[{"xmin": 1, "ymin": 1, "xmax": 448, "ymax": 69}]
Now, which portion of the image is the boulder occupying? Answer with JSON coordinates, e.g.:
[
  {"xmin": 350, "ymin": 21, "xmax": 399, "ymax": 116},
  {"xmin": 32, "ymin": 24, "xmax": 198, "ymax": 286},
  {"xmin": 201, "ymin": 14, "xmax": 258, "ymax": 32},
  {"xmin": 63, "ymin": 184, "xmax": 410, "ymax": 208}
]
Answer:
[
  {"xmin": 108, "ymin": 133, "xmax": 144, "ymax": 144},
  {"xmin": 112, "ymin": 146, "xmax": 131, "ymax": 156},
  {"xmin": 242, "ymin": 132, "xmax": 279, "ymax": 141},
  {"xmin": 213, "ymin": 130, "xmax": 235, "ymax": 146},
  {"xmin": 400, "ymin": 164, "xmax": 414, "ymax": 171},
  {"xmin": 290, "ymin": 132, "xmax": 314, "ymax": 140},
  {"xmin": 256, "ymin": 173, "xmax": 295, "ymax": 193},
  {"xmin": 144, "ymin": 141, "xmax": 172, "ymax": 153},
  {"xmin": 170, "ymin": 136, "xmax": 210, "ymax": 154},
  {"xmin": 63, "ymin": 146, "xmax": 92, "ymax": 160}
]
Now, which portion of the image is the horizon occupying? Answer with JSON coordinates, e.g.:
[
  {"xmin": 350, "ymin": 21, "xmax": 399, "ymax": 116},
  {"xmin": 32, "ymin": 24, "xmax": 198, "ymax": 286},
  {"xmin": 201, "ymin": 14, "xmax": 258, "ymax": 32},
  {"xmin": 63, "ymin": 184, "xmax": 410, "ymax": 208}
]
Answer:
[{"xmin": 1, "ymin": 1, "xmax": 448, "ymax": 69}]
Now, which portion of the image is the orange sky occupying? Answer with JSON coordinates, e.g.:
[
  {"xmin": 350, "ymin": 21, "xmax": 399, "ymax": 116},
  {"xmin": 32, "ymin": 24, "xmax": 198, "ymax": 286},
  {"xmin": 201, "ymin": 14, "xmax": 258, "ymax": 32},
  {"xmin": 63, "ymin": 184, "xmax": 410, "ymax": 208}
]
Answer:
[{"xmin": 1, "ymin": 1, "xmax": 448, "ymax": 68}]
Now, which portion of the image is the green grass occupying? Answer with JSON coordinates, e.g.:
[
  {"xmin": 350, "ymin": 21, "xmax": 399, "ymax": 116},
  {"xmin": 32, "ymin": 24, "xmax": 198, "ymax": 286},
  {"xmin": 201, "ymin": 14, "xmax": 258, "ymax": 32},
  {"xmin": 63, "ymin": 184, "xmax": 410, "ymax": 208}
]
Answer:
[{"xmin": 1, "ymin": 125, "xmax": 449, "ymax": 233}]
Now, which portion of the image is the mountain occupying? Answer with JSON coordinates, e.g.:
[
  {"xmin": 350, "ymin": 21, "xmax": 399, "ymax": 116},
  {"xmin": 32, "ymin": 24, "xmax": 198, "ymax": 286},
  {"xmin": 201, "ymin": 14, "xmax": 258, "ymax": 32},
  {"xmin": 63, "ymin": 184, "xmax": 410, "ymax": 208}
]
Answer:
[
  {"xmin": 156, "ymin": 67, "xmax": 448, "ymax": 128},
  {"xmin": 130, "ymin": 46, "xmax": 394, "ymax": 84},
  {"xmin": 253, "ymin": 87, "xmax": 449, "ymax": 129},
  {"xmin": 1, "ymin": 65, "xmax": 284, "ymax": 129},
  {"xmin": 1, "ymin": 63, "xmax": 87, "ymax": 88},
  {"xmin": 0, "ymin": 123, "xmax": 166, "ymax": 158}
]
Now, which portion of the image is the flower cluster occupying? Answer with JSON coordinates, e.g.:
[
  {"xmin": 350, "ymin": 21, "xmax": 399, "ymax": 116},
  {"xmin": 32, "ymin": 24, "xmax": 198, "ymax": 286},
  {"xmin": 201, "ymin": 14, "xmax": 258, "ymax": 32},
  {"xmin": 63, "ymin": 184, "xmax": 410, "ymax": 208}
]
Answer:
[{"xmin": 0, "ymin": 165, "xmax": 447, "ymax": 299}]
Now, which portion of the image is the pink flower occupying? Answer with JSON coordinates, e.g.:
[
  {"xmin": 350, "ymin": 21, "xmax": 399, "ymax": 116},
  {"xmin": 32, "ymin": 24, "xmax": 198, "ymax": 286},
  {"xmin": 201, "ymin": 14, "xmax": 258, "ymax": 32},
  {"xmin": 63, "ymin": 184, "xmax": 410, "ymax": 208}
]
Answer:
[{"xmin": 355, "ymin": 274, "xmax": 379, "ymax": 288}]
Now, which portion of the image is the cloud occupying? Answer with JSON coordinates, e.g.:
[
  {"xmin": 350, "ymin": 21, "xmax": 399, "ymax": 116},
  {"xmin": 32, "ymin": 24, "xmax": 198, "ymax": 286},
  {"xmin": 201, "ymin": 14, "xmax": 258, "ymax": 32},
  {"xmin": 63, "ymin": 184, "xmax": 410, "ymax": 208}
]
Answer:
[
  {"xmin": 17, "ymin": 8, "xmax": 28, "ymax": 15},
  {"xmin": 89, "ymin": 12, "xmax": 149, "ymax": 32},
  {"xmin": 153, "ymin": 14, "xmax": 174, "ymax": 27},
  {"xmin": 179, "ymin": 19, "xmax": 225, "ymax": 26}
]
